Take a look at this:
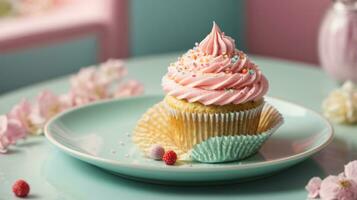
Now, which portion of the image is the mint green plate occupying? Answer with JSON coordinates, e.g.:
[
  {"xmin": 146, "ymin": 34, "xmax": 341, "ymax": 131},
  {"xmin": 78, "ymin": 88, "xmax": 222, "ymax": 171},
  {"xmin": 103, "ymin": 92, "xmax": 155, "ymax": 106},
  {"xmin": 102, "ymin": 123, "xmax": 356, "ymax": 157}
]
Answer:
[{"xmin": 44, "ymin": 95, "xmax": 333, "ymax": 184}]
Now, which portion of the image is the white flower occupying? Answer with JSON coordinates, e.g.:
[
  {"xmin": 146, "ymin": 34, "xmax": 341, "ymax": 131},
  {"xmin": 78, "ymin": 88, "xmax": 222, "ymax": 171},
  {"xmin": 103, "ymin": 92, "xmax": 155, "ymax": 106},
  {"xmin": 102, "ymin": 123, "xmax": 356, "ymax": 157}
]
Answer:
[{"xmin": 322, "ymin": 81, "xmax": 357, "ymax": 124}]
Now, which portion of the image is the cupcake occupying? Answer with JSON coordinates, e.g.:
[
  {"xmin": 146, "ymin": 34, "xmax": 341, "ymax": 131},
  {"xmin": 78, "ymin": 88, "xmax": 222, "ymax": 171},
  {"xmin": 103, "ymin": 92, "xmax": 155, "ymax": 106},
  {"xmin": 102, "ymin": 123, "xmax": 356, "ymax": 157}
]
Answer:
[
  {"xmin": 133, "ymin": 22, "xmax": 282, "ymax": 163},
  {"xmin": 161, "ymin": 22, "xmax": 269, "ymax": 152}
]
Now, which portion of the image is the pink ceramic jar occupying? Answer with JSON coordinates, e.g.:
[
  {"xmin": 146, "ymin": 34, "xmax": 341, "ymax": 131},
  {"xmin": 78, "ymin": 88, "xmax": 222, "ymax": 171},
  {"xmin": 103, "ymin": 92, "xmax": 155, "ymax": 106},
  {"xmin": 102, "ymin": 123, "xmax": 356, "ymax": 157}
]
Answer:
[{"xmin": 319, "ymin": 0, "xmax": 357, "ymax": 83}]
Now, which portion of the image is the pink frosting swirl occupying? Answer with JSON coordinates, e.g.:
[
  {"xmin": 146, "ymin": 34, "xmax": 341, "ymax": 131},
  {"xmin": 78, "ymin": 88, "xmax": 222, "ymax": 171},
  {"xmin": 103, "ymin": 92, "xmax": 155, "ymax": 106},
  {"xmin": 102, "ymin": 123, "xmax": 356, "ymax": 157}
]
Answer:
[{"xmin": 162, "ymin": 22, "xmax": 269, "ymax": 106}]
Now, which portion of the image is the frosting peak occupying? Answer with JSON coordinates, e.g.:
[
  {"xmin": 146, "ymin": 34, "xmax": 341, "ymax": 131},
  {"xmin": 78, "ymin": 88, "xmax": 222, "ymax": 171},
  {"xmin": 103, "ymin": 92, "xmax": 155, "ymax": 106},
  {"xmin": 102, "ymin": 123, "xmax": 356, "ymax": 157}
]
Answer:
[{"xmin": 199, "ymin": 22, "xmax": 236, "ymax": 56}]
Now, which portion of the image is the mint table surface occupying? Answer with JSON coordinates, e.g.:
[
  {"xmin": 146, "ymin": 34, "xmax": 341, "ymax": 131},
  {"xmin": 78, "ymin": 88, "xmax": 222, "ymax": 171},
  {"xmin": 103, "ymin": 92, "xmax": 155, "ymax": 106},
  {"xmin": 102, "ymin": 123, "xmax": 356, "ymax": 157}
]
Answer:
[{"xmin": 0, "ymin": 52, "xmax": 356, "ymax": 200}]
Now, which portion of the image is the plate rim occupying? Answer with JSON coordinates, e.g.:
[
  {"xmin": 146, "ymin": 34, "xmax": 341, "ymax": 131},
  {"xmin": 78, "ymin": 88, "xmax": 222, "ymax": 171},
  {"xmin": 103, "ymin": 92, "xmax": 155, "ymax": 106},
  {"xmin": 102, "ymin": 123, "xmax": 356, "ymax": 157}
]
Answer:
[{"xmin": 44, "ymin": 94, "xmax": 334, "ymax": 172}]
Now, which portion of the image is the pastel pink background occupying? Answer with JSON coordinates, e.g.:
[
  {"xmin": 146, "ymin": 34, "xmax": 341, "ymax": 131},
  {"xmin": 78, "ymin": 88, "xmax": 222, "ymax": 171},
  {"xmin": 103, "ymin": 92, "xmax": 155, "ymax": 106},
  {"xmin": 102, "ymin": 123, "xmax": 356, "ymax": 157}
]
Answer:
[
  {"xmin": 247, "ymin": 0, "xmax": 331, "ymax": 64},
  {"xmin": 0, "ymin": 0, "xmax": 332, "ymax": 63}
]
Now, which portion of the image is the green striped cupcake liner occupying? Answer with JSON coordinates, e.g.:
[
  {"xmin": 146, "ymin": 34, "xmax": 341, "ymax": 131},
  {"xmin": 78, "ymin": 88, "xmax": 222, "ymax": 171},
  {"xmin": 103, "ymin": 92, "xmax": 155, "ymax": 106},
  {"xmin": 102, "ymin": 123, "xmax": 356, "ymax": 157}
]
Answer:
[{"xmin": 190, "ymin": 104, "xmax": 283, "ymax": 163}]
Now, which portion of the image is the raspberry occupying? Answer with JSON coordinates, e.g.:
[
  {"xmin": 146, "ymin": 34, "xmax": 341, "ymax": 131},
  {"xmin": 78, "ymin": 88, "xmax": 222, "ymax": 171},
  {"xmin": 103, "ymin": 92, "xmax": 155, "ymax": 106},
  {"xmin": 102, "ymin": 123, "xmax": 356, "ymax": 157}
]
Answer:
[
  {"xmin": 12, "ymin": 179, "xmax": 30, "ymax": 198},
  {"xmin": 162, "ymin": 150, "xmax": 177, "ymax": 165}
]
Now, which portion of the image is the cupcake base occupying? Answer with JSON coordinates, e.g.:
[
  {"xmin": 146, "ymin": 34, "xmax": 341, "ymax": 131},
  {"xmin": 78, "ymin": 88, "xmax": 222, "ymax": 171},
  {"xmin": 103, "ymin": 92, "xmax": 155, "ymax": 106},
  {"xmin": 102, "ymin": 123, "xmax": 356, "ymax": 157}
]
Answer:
[
  {"xmin": 133, "ymin": 101, "xmax": 283, "ymax": 163},
  {"xmin": 164, "ymin": 95, "xmax": 265, "ymax": 152}
]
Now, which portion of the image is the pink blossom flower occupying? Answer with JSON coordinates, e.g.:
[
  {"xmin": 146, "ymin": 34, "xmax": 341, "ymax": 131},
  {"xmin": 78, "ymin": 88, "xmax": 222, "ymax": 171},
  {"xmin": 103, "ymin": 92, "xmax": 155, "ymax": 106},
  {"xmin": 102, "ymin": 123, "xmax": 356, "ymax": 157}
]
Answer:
[
  {"xmin": 35, "ymin": 90, "xmax": 74, "ymax": 120},
  {"xmin": 36, "ymin": 90, "xmax": 62, "ymax": 120},
  {"xmin": 3, "ymin": 119, "xmax": 26, "ymax": 144},
  {"xmin": 7, "ymin": 99, "xmax": 32, "ymax": 122},
  {"xmin": 0, "ymin": 59, "xmax": 143, "ymax": 153},
  {"xmin": 345, "ymin": 160, "xmax": 357, "ymax": 182},
  {"xmin": 0, "ymin": 115, "xmax": 26, "ymax": 153},
  {"xmin": 7, "ymin": 101, "xmax": 29, "ymax": 125},
  {"xmin": 320, "ymin": 175, "xmax": 357, "ymax": 200},
  {"xmin": 70, "ymin": 67, "xmax": 109, "ymax": 106},
  {"xmin": 8, "ymin": 100, "xmax": 44, "ymax": 135},
  {"xmin": 69, "ymin": 60, "xmax": 142, "ymax": 106},
  {"xmin": 306, "ymin": 177, "xmax": 322, "ymax": 199},
  {"xmin": 114, "ymin": 80, "xmax": 144, "ymax": 98},
  {"xmin": 98, "ymin": 59, "xmax": 127, "ymax": 84}
]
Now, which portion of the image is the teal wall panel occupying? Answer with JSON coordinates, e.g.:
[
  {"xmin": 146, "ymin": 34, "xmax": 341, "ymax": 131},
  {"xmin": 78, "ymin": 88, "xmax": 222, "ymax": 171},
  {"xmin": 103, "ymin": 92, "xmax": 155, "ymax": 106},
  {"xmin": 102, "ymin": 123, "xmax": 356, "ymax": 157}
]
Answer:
[
  {"xmin": 130, "ymin": 0, "xmax": 246, "ymax": 56},
  {"xmin": 0, "ymin": 36, "xmax": 97, "ymax": 94}
]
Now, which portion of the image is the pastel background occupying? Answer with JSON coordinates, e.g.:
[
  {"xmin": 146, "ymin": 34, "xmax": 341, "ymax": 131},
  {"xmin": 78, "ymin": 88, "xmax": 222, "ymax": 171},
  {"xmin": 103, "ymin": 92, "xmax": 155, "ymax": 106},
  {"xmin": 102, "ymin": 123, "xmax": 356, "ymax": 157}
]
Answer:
[
  {"xmin": 247, "ymin": 0, "xmax": 330, "ymax": 63},
  {"xmin": 0, "ymin": 0, "xmax": 331, "ymax": 94}
]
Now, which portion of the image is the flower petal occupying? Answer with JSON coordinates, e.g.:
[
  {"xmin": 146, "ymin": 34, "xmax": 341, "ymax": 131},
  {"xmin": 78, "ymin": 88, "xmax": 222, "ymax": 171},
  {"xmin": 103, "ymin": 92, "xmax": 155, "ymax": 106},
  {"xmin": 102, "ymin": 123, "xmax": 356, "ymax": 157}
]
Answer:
[
  {"xmin": 0, "ymin": 135, "xmax": 10, "ymax": 153},
  {"xmin": 5, "ymin": 119, "xmax": 26, "ymax": 144},
  {"xmin": 36, "ymin": 90, "xmax": 61, "ymax": 120},
  {"xmin": 99, "ymin": 59, "xmax": 127, "ymax": 83},
  {"xmin": 306, "ymin": 177, "xmax": 322, "ymax": 198},
  {"xmin": 320, "ymin": 176, "xmax": 342, "ymax": 200},
  {"xmin": 0, "ymin": 115, "xmax": 8, "ymax": 134},
  {"xmin": 7, "ymin": 99, "xmax": 32, "ymax": 131},
  {"xmin": 345, "ymin": 160, "xmax": 357, "ymax": 182}
]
